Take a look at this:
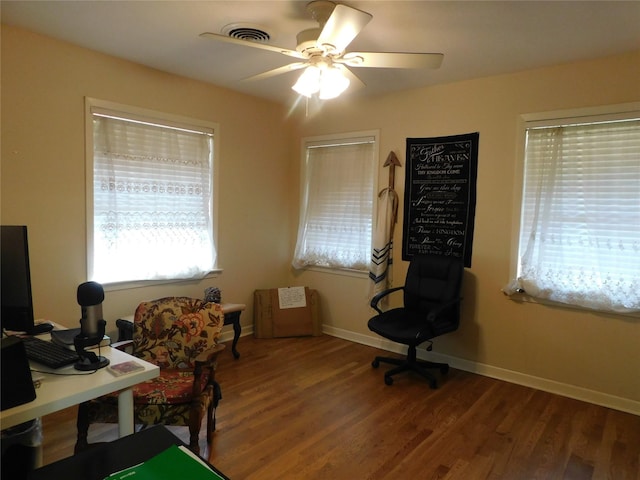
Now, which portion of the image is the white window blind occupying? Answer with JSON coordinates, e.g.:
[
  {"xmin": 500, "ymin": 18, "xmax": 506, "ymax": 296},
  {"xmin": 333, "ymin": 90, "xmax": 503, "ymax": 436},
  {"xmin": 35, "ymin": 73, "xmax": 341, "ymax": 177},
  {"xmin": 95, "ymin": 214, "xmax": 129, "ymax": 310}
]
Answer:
[
  {"xmin": 90, "ymin": 106, "xmax": 216, "ymax": 284},
  {"xmin": 511, "ymin": 115, "xmax": 640, "ymax": 313},
  {"xmin": 292, "ymin": 135, "xmax": 376, "ymax": 271}
]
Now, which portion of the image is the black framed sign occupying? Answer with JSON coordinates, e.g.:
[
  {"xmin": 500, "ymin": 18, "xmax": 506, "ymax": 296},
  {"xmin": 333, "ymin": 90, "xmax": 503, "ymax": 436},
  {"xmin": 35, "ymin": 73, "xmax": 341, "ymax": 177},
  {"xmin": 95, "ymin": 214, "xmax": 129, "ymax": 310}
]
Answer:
[{"xmin": 402, "ymin": 133, "xmax": 479, "ymax": 267}]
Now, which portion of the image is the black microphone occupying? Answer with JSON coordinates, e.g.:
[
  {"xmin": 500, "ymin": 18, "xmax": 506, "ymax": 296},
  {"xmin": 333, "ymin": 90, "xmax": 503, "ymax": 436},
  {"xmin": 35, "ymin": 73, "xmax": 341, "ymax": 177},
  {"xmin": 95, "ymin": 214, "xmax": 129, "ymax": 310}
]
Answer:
[
  {"xmin": 74, "ymin": 281, "xmax": 109, "ymax": 371},
  {"xmin": 77, "ymin": 281, "xmax": 105, "ymax": 337}
]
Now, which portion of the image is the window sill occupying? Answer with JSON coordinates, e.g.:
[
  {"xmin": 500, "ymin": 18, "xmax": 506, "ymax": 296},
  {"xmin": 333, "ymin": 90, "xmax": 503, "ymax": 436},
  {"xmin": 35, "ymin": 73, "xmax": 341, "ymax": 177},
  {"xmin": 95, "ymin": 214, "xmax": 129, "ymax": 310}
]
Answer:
[
  {"xmin": 102, "ymin": 269, "xmax": 223, "ymax": 292},
  {"xmin": 301, "ymin": 265, "xmax": 369, "ymax": 279},
  {"xmin": 504, "ymin": 291, "xmax": 640, "ymax": 319}
]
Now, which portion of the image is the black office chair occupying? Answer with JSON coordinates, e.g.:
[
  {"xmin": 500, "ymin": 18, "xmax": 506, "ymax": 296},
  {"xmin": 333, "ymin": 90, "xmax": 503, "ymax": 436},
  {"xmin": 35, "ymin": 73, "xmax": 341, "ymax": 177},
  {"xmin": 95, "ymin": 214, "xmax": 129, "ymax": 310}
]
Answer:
[{"xmin": 368, "ymin": 254, "xmax": 464, "ymax": 388}]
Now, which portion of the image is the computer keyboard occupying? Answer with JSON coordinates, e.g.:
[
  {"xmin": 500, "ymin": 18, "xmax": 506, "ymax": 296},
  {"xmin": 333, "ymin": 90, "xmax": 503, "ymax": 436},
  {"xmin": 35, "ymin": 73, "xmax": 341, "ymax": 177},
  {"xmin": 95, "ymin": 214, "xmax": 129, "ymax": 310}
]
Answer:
[{"xmin": 21, "ymin": 335, "xmax": 79, "ymax": 369}]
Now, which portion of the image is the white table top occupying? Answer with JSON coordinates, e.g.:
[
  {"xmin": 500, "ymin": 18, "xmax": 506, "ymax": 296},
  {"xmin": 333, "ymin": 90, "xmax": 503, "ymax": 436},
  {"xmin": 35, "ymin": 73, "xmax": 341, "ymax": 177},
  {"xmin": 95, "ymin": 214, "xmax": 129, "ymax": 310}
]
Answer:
[
  {"xmin": 0, "ymin": 338, "xmax": 159, "ymax": 430},
  {"xmin": 220, "ymin": 302, "xmax": 246, "ymax": 313}
]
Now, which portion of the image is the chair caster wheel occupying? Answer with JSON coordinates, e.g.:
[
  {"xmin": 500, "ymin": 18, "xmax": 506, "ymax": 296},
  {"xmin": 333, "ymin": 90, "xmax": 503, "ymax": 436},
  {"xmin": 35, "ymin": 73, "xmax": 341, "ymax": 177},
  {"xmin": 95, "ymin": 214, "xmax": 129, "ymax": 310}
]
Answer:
[
  {"xmin": 440, "ymin": 364, "xmax": 449, "ymax": 374},
  {"xmin": 384, "ymin": 375, "xmax": 393, "ymax": 386},
  {"xmin": 372, "ymin": 359, "xmax": 379, "ymax": 369}
]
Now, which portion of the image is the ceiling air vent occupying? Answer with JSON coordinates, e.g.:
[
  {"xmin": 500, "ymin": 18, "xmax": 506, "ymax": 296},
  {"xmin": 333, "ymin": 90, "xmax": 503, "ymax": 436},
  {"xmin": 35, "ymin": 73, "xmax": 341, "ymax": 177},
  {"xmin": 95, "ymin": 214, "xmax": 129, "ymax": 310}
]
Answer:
[{"xmin": 221, "ymin": 23, "xmax": 271, "ymax": 43}]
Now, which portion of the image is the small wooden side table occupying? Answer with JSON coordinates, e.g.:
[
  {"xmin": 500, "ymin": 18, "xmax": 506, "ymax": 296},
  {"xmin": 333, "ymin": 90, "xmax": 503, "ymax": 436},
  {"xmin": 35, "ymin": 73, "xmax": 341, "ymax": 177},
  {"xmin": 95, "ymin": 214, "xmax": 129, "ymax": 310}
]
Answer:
[{"xmin": 221, "ymin": 303, "xmax": 245, "ymax": 359}]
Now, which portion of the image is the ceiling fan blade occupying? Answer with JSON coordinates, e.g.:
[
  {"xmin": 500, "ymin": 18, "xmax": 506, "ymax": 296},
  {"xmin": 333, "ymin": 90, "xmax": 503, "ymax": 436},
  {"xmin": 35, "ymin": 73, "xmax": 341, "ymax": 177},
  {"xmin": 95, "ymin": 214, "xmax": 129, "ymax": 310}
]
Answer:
[
  {"xmin": 341, "ymin": 66, "xmax": 366, "ymax": 92},
  {"xmin": 341, "ymin": 52, "xmax": 444, "ymax": 69},
  {"xmin": 200, "ymin": 32, "xmax": 304, "ymax": 60},
  {"xmin": 316, "ymin": 4, "xmax": 372, "ymax": 54},
  {"xmin": 243, "ymin": 62, "xmax": 308, "ymax": 82}
]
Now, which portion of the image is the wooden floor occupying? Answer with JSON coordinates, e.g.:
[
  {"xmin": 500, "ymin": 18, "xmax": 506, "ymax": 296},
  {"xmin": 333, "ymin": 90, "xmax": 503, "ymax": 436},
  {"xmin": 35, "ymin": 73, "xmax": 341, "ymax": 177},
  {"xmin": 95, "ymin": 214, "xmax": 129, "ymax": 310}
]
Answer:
[{"xmin": 42, "ymin": 335, "xmax": 640, "ymax": 479}]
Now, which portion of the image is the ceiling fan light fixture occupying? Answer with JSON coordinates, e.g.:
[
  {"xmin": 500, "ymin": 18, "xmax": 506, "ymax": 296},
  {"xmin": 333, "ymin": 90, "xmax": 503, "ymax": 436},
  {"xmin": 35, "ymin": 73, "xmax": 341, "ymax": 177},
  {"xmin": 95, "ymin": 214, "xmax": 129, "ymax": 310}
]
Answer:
[
  {"xmin": 293, "ymin": 62, "xmax": 350, "ymax": 100},
  {"xmin": 319, "ymin": 65, "xmax": 350, "ymax": 99},
  {"xmin": 292, "ymin": 65, "xmax": 321, "ymax": 97}
]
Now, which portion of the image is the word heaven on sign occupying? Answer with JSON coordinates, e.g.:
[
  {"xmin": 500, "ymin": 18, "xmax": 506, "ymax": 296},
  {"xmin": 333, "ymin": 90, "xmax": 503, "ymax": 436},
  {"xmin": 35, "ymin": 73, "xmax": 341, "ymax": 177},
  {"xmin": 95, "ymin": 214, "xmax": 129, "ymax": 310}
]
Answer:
[{"xmin": 402, "ymin": 133, "xmax": 479, "ymax": 267}]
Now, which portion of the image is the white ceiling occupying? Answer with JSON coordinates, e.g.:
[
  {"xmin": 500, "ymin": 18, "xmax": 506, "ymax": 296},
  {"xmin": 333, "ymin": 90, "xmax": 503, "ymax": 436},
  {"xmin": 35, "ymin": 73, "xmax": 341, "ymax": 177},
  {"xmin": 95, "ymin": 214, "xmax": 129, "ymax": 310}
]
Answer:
[{"xmin": 2, "ymin": 1, "xmax": 639, "ymax": 105}]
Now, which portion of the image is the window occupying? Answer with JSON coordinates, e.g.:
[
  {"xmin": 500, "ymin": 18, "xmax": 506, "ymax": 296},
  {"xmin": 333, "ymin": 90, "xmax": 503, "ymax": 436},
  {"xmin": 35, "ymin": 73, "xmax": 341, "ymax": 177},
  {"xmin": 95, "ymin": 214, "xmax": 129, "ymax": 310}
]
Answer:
[
  {"xmin": 509, "ymin": 104, "xmax": 640, "ymax": 314},
  {"xmin": 86, "ymin": 98, "xmax": 218, "ymax": 284},
  {"xmin": 292, "ymin": 132, "xmax": 378, "ymax": 271}
]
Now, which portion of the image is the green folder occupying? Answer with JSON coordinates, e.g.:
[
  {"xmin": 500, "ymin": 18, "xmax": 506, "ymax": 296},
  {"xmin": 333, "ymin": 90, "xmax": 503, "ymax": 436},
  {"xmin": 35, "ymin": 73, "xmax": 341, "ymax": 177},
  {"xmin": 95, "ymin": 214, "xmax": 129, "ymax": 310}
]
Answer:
[{"xmin": 104, "ymin": 444, "xmax": 225, "ymax": 480}]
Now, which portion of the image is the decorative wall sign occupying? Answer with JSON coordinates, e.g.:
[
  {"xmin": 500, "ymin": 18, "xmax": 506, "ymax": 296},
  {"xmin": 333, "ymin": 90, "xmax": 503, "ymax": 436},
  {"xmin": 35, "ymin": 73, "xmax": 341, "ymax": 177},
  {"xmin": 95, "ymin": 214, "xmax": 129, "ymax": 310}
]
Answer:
[{"xmin": 402, "ymin": 133, "xmax": 479, "ymax": 267}]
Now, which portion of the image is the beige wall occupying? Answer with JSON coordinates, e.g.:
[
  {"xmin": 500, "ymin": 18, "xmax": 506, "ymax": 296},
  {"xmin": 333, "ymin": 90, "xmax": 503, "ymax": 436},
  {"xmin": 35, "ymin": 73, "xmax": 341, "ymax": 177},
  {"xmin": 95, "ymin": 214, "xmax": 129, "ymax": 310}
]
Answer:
[
  {"xmin": 2, "ymin": 24, "xmax": 639, "ymax": 411},
  {"xmin": 289, "ymin": 52, "xmax": 640, "ymax": 410},
  {"xmin": 1, "ymin": 25, "xmax": 293, "ymax": 335}
]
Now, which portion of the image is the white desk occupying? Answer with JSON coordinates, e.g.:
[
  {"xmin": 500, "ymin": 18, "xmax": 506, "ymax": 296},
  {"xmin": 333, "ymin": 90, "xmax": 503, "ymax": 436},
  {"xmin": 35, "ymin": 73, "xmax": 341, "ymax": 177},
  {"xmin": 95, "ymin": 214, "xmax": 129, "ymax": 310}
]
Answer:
[{"xmin": 0, "ymin": 341, "xmax": 159, "ymax": 437}]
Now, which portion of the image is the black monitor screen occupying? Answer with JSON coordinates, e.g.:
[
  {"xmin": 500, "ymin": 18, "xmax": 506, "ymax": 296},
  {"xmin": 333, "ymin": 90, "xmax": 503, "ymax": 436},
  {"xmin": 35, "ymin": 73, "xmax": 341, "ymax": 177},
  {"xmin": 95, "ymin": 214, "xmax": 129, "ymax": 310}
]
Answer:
[{"xmin": 1, "ymin": 225, "xmax": 35, "ymax": 333}]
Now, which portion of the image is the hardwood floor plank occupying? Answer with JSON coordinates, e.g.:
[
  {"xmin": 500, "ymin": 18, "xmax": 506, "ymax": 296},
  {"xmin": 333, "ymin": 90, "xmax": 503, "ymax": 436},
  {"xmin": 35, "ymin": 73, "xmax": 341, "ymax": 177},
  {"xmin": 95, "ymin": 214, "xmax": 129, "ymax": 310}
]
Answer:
[{"xmin": 39, "ymin": 335, "xmax": 640, "ymax": 479}]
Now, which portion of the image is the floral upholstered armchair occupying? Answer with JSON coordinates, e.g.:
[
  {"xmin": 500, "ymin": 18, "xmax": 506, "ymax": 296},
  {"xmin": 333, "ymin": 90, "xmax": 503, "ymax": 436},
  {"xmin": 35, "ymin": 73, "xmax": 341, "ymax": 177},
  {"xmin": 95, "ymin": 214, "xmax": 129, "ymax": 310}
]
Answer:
[{"xmin": 75, "ymin": 297, "xmax": 225, "ymax": 455}]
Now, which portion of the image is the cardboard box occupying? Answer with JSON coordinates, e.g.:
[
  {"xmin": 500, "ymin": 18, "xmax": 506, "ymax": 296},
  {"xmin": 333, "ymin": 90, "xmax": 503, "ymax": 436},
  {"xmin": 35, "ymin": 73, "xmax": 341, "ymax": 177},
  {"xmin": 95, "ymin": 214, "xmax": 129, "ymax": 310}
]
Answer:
[{"xmin": 254, "ymin": 287, "xmax": 321, "ymax": 338}]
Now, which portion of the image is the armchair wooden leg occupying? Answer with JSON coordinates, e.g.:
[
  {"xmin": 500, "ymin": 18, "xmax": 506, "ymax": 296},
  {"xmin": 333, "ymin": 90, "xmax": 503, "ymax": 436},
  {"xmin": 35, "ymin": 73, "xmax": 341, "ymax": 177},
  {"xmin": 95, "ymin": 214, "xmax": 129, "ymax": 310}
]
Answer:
[
  {"xmin": 188, "ymin": 419, "xmax": 201, "ymax": 455},
  {"xmin": 207, "ymin": 381, "xmax": 221, "ymax": 444},
  {"xmin": 188, "ymin": 398, "xmax": 208, "ymax": 455},
  {"xmin": 207, "ymin": 402, "xmax": 215, "ymax": 444}
]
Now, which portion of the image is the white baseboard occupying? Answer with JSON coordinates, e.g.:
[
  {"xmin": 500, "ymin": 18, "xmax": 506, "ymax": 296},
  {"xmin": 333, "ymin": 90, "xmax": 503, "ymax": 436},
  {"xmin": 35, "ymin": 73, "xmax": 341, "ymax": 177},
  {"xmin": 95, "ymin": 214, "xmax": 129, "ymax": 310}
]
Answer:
[{"xmin": 322, "ymin": 325, "xmax": 640, "ymax": 416}]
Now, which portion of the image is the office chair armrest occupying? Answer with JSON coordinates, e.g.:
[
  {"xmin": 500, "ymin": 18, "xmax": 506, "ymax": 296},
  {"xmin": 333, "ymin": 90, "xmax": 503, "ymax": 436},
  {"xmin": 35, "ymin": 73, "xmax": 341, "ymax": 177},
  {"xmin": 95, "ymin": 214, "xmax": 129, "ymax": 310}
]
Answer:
[
  {"xmin": 370, "ymin": 286, "xmax": 405, "ymax": 313},
  {"xmin": 115, "ymin": 318, "xmax": 134, "ymax": 342},
  {"xmin": 426, "ymin": 297, "xmax": 462, "ymax": 321}
]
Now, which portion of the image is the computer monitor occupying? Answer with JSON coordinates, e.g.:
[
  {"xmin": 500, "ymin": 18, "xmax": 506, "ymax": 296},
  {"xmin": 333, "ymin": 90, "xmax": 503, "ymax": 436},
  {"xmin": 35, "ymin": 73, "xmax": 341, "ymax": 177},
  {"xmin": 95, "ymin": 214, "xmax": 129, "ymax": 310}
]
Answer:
[{"xmin": 1, "ymin": 225, "xmax": 51, "ymax": 335}]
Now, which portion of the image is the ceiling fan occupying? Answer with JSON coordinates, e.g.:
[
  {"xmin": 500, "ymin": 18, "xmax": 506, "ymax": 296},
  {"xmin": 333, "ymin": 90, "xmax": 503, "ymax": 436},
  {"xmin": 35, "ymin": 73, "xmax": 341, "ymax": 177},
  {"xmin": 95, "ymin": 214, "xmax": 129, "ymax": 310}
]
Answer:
[{"xmin": 200, "ymin": 0, "xmax": 444, "ymax": 99}]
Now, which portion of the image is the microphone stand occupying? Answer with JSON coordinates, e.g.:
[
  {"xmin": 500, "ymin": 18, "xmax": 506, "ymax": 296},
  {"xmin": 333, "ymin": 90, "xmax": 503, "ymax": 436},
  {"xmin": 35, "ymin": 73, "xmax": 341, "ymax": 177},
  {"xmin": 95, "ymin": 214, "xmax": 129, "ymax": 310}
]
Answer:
[{"xmin": 74, "ymin": 319, "xmax": 110, "ymax": 371}]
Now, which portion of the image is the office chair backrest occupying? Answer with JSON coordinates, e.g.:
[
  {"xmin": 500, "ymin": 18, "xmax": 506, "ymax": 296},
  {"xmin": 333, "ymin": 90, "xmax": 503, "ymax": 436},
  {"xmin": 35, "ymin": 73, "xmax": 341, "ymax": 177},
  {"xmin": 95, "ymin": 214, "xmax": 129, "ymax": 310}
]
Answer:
[{"xmin": 403, "ymin": 255, "xmax": 464, "ymax": 314}]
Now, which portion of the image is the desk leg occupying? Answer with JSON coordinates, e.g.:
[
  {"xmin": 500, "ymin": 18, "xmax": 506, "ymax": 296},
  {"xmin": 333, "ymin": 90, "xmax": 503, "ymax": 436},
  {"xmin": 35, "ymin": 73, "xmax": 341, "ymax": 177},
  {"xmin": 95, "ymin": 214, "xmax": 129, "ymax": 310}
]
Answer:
[{"xmin": 117, "ymin": 388, "xmax": 134, "ymax": 437}]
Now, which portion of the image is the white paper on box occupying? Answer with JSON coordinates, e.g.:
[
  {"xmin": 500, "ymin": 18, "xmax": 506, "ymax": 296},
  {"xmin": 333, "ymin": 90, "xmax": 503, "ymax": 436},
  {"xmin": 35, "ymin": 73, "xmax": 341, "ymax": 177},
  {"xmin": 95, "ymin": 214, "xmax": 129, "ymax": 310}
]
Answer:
[{"xmin": 277, "ymin": 287, "xmax": 307, "ymax": 309}]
